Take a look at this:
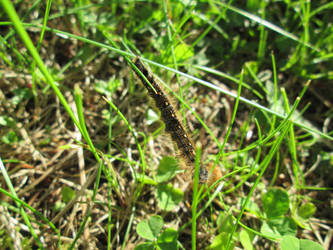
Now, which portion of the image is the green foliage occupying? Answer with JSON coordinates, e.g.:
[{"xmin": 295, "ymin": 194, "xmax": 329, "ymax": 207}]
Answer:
[
  {"xmin": 162, "ymin": 43, "xmax": 194, "ymax": 64},
  {"xmin": 259, "ymin": 188, "xmax": 320, "ymax": 248},
  {"xmin": 262, "ymin": 188, "xmax": 290, "ymax": 218},
  {"xmin": 1, "ymin": 130, "xmax": 19, "ymax": 144},
  {"xmin": 156, "ymin": 183, "xmax": 183, "ymax": 211},
  {"xmin": 143, "ymin": 156, "xmax": 185, "ymax": 211},
  {"xmin": 292, "ymin": 201, "xmax": 317, "ymax": 229},
  {"xmin": 0, "ymin": 116, "xmax": 16, "ymax": 127},
  {"xmin": 216, "ymin": 212, "xmax": 234, "ymax": 234},
  {"xmin": 136, "ymin": 215, "xmax": 178, "ymax": 250},
  {"xmin": 239, "ymin": 229, "xmax": 255, "ymax": 250},
  {"xmin": 213, "ymin": 187, "xmax": 322, "ymax": 248},
  {"xmin": 207, "ymin": 232, "xmax": 235, "ymax": 250},
  {"xmin": 137, "ymin": 215, "xmax": 164, "ymax": 241},
  {"xmin": 61, "ymin": 186, "xmax": 76, "ymax": 203},
  {"xmin": 298, "ymin": 202, "xmax": 316, "ymax": 219},
  {"xmin": 135, "ymin": 156, "xmax": 184, "ymax": 211},
  {"xmin": 207, "ymin": 213, "xmax": 235, "ymax": 249},
  {"xmin": 52, "ymin": 186, "xmax": 76, "ymax": 213},
  {"xmin": 156, "ymin": 156, "xmax": 180, "ymax": 183},
  {"xmin": 280, "ymin": 235, "xmax": 324, "ymax": 250},
  {"xmin": 261, "ymin": 217, "xmax": 297, "ymax": 238},
  {"xmin": 0, "ymin": 0, "xmax": 331, "ymax": 249},
  {"xmin": 261, "ymin": 188, "xmax": 296, "ymax": 238}
]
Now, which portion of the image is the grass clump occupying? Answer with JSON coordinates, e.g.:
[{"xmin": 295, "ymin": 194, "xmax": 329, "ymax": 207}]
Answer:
[{"xmin": 0, "ymin": 1, "xmax": 332, "ymax": 249}]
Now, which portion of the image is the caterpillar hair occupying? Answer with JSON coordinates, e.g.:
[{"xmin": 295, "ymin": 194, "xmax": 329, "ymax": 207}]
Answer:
[{"xmin": 132, "ymin": 57, "xmax": 208, "ymax": 181}]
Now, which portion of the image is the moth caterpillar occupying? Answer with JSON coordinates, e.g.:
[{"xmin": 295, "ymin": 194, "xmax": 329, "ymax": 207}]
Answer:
[{"xmin": 132, "ymin": 57, "xmax": 208, "ymax": 181}]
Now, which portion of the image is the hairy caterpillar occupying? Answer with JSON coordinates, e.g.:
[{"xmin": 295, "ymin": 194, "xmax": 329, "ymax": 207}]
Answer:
[{"xmin": 132, "ymin": 57, "xmax": 208, "ymax": 181}]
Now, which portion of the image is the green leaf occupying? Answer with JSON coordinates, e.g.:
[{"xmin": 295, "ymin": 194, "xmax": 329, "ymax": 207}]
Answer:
[
  {"xmin": 148, "ymin": 215, "xmax": 164, "ymax": 238},
  {"xmin": 137, "ymin": 220, "xmax": 155, "ymax": 241},
  {"xmin": 157, "ymin": 157, "xmax": 180, "ymax": 183},
  {"xmin": 136, "ymin": 173, "xmax": 158, "ymax": 185},
  {"xmin": 239, "ymin": 229, "xmax": 254, "ymax": 250},
  {"xmin": 157, "ymin": 228, "xmax": 178, "ymax": 243},
  {"xmin": 0, "ymin": 116, "xmax": 16, "ymax": 127},
  {"xmin": 207, "ymin": 232, "xmax": 235, "ymax": 250},
  {"xmin": 261, "ymin": 221, "xmax": 280, "ymax": 239},
  {"xmin": 174, "ymin": 43, "xmax": 194, "ymax": 61},
  {"xmin": 292, "ymin": 202, "xmax": 317, "ymax": 229},
  {"xmin": 137, "ymin": 215, "xmax": 164, "ymax": 241},
  {"xmin": 1, "ymin": 130, "xmax": 19, "ymax": 144},
  {"xmin": 280, "ymin": 235, "xmax": 300, "ymax": 250},
  {"xmin": 271, "ymin": 217, "xmax": 297, "ymax": 236},
  {"xmin": 241, "ymin": 198, "xmax": 262, "ymax": 217},
  {"xmin": 152, "ymin": 9, "xmax": 163, "ymax": 21},
  {"xmin": 158, "ymin": 242, "xmax": 178, "ymax": 250},
  {"xmin": 280, "ymin": 236, "xmax": 323, "ymax": 250},
  {"xmin": 163, "ymin": 43, "xmax": 194, "ymax": 63},
  {"xmin": 61, "ymin": 186, "xmax": 76, "ymax": 203},
  {"xmin": 262, "ymin": 188, "xmax": 289, "ymax": 218},
  {"xmin": 157, "ymin": 228, "xmax": 178, "ymax": 250},
  {"xmin": 134, "ymin": 242, "xmax": 155, "ymax": 250},
  {"xmin": 243, "ymin": 61, "xmax": 259, "ymax": 78},
  {"xmin": 298, "ymin": 202, "xmax": 316, "ymax": 219},
  {"xmin": 261, "ymin": 217, "xmax": 297, "ymax": 239},
  {"xmin": 299, "ymin": 239, "xmax": 324, "ymax": 250},
  {"xmin": 246, "ymin": 0, "xmax": 260, "ymax": 12},
  {"xmin": 156, "ymin": 183, "xmax": 183, "ymax": 211},
  {"xmin": 216, "ymin": 212, "xmax": 234, "ymax": 234}
]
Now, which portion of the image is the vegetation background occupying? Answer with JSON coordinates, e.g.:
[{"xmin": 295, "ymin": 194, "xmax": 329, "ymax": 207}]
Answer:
[{"xmin": 0, "ymin": 0, "xmax": 332, "ymax": 249}]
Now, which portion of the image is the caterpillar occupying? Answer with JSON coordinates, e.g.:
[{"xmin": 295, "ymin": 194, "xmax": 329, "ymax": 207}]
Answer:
[{"xmin": 132, "ymin": 57, "xmax": 208, "ymax": 181}]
